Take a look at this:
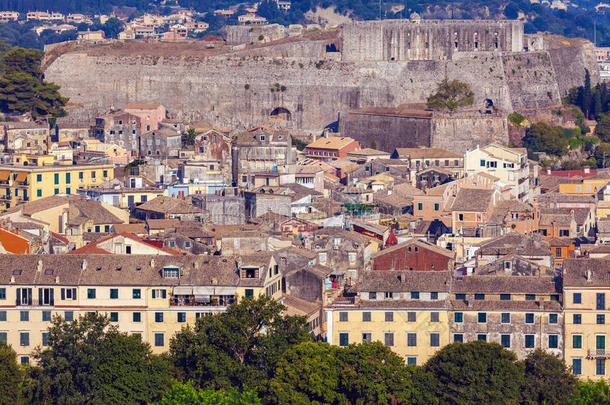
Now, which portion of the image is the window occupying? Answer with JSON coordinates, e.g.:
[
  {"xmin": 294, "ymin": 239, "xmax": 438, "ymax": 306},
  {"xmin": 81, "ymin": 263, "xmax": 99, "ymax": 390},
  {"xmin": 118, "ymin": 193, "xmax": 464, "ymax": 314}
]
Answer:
[
  {"xmin": 501, "ymin": 313, "xmax": 511, "ymax": 324},
  {"xmin": 54, "ymin": 173, "xmax": 59, "ymax": 185},
  {"xmin": 339, "ymin": 312, "xmax": 348, "ymax": 322},
  {"xmin": 94, "ymin": 225, "xmax": 100, "ymax": 233},
  {"xmin": 339, "ymin": 332, "xmax": 349, "ymax": 346},
  {"xmin": 0, "ymin": 311, "xmax": 5, "ymax": 321},
  {"xmin": 20, "ymin": 356, "xmax": 29, "ymax": 365},
  {"xmin": 36, "ymin": 174, "xmax": 42, "ymax": 182},
  {"xmin": 407, "ymin": 333, "xmax": 417, "ymax": 347},
  {"xmin": 454, "ymin": 312, "xmax": 463, "ymax": 323},
  {"xmin": 362, "ymin": 312, "xmax": 371, "ymax": 322},
  {"xmin": 597, "ymin": 335, "xmax": 606, "ymax": 350},
  {"xmin": 501, "ymin": 334, "xmax": 511, "ymax": 348},
  {"xmin": 573, "ymin": 314, "xmax": 582, "ymax": 324},
  {"xmin": 430, "ymin": 312, "xmax": 439, "ymax": 322},
  {"xmin": 555, "ymin": 248, "xmax": 562, "ymax": 257},
  {"xmin": 384, "ymin": 332, "xmax": 394, "ymax": 347},
  {"xmin": 87, "ymin": 289, "xmax": 96, "ymax": 299},
  {"xmin": 78, "ymin": 172, "xmax": 83, "ymax": 180},
  {"xmin": 434, "ymin": 203, "xmax": 439, "ymax": 211},
  {"xmin": 37, "ymin": 189, "xmax": 42, "ymax": 197},
  {"xmin": 369, "ymin": 292, "xmax": 376, "ymax": 300},
  {"xmin": 411, "ymin": 291, "xmax": 420, "ymax": 299},
  {"xmin": 478, "ymin": 312, "xmax": 487, "ymax": 323},
  {"xmin": 110, "ymin": 312, "xmax": 118, "ymax": 322},
  {"xmin": 430, "ymin": 332, "xmax": 440, "ymax": 347},
  {"xmin": 20, "ymin": 332, "xmax": 29, "ymax": 346},
  {"xmin": 65, "ymin": 173, "xmax": 70, "ymax": 184},
  {"xmin": 477, "ymin": 334, "xmax": 487, "ymax": 342},
  {"xmin": 103, "ymin": 170, "xmax": 108, "ymax": 178},
  {"xmin": 245, "ymin": 289, "xmax": 254, "ymax": 298},
  {"xmin": 480, "ymin": 159, "xmax": 486, "ymax": 167},
  {"xmin": 155, "ymin": 312, "xmax": 164, "ymax": 323},
  {"xmin": 572, "ymin": 358, "xmax": 582, "ymax": 375},
  {"xmin": 500, "ymin": 294, "xmax": 511, "ymax": 301},
  {"xmin": 453, "ymin": 334, "xmax": 463, "ymax": 343},
  {"xmin": 152, "ymin": 289, "xmax": 166, "ymax": 299},
  {"xmin": 407, "ymin": 357, "xmax": 417, "ymax": 365},
  {"xmin": 20, "ymin": 311, "xmax": 28, "ymax": 322},
  {"xmin": 133, "ymin": 312, "xmax": 141, "ymax": 323},
  {"xmin": 417, "ymin": 203, "xmax": 423, "ymax": 211},
  {"xmin": 455, "ymin": 294, "xmax": 466, "ymax": 300},
  {"xmin": 559, "ymin": 229, "xmax": 569, "ymax": 237},
  {"xmin": 474, "ymin": 294, "xmax": 485, "ymax": 300},
  {"xmin": 91, "ymin": 171, "xmax": 96, "ymax": 179},
  {"xmin": 573, "ymin": 335, "xmax": 582, "ymax": 349},
  {"xmin": 525, "ymin": 313, "xmax": 534, "ymax": 324},
  {"xmin": 0, "ymin": 332, "xmax": 5, "ymax": 342},
  {"xmin": 64, "ymin": 311, "xmax": 73, "ymax": 322},
  {"xmin": 597, "ymin": 359, "xmax": 606, "ymax": 376},
  {"xmin": 42, "ymin": 311, "xmax": 51, "ymax": 322},
  {"xmin": 458, "ymin": 213, "xmax": 464, "ymax": 221},
  {"xmin": 362, "ymin": 333, "xmax": 372, "ymax": 343},
  {"xmin": 154, "ymin": 333, "xmax": 164, "ymax": 347},
  {"xmin": 598, "ymin": 315, "xmax": 606, "ymax": 325},
  {"xmin": 525, "ymin": 335, "xmax": 535, "ymax": 348},
  {"xmin": 549, "ymin": 314, "xmax": 558, "ymax": 324},
  {"xmin": 110, "ymin": 289, "xmax": 118, "ymax": 299},
  {"xmin": 597, "ymin": 293, "xmax": 606, "ymax": 310},
  {"xmin": 573, "ymin": 293, "xmax": 582, "ymax": 304},
  {"xmin": 178, "ymin": 312, "xmax": 186, "ymax": 323},
  {"xmin": 548, "ymin": 335, "xmax": 558, "ymax": 349},
  {"xmin": 61, "ymin": 288, "xmax": 77, "ymax": 301},
  {"xmin": 132, "ymin": 289, "xmax": 141, "ymax": 299},
  {"xmin": 16, "ymin": 288, "xmax": 32, "ymax": 306},
  {"xmin": 384, "ymin": 291, "xmax": 393, "ymax": 299},
  {"xmin": 526, "ymin": 294, "xmax": 536, "ymax": 301},
  {"xmin": 408, "ymin": 312, "xmax": 416, "ymax": 322},
  {"xmin": 385, "ymin": 312, "xmax": 394, "ymax": 322},
  {"xmin": 431, "ymin": 292, "xmax": 438, "ymax": 300},
  {"xmin": 40, "ymin": 287, "xmax": 54, "ymax": 305}
]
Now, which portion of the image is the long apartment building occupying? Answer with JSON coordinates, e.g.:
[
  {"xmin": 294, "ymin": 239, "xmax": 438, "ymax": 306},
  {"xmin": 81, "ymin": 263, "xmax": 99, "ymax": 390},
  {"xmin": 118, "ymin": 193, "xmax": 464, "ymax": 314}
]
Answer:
[
  {"xmin": 0, "ymin": 253, "xmax": 283, "ymax": 364},
  {"xmin": 326, "ymin": 257, "xmax": 607, "ymax": 380}
]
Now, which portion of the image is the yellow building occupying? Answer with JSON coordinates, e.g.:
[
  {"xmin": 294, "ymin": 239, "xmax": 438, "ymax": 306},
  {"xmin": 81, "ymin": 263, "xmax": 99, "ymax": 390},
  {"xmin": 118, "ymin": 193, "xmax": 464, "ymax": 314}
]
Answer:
[
  {"xmin": 326, "ymin": 271, "xmax": 452, "ymax": 366},
  {"xmin": 0, "ymin": 253, "xmax": 284, "ymax": 363},
  {"xmin": 559, "ymin": 178, "xmax": 610, "ymax": 195},
  {"xmin": 564, "ymin": 258, "xmax": 610, "ymax": 380},
  {"xmin": 0, "ymin": 163, "xmax": 114, "ymax": 211}
]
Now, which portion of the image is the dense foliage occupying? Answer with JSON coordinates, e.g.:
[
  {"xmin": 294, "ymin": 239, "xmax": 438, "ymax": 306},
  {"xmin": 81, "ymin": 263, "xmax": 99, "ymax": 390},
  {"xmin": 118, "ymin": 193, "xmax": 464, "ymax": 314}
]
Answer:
[
  {"xmin": 426, "ymin": 79, "xmax": 474, "ymax": 112},
  {"xmin": 0, "ymin": 298, "xmax": 608, "ymax": 404},
  {"xmin": 0, "ymin": 46, "xmax": 67, "ymax": 118}
]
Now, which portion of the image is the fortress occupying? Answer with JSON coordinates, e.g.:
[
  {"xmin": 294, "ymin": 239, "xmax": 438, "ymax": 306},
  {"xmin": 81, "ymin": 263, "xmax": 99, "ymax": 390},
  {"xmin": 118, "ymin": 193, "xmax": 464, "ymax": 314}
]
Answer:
[{"xmin": 43, "ymin": 17, "xmax": 599, "ymax": 152}]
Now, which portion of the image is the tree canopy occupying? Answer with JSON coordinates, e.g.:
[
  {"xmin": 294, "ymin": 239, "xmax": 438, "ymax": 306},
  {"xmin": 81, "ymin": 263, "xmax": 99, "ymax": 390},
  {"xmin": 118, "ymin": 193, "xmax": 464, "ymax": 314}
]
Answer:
[
  {"xmin": 153, "ymin": 380, "xmax": 262, "ymax": 405},
  {"xmin": 26, "ymin": 313, "xmax": 171, "ymax": 404},
  {"xmin": 521, "ymin": 349, "xmax": 578, "ymax": 405},
  {"xmin": 426, "ymin": 79, "xmax": 474, "ymax": 112},
  {"xmin": 0, "ymin": 342, "xmax": 23, "ymax": 404}
]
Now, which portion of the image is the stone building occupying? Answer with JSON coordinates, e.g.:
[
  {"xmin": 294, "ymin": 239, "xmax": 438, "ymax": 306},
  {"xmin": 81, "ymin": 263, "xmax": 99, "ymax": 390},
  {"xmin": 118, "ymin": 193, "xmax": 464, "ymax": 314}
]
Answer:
[
  {"xmin": 91, "ymin": 112, "xmax": 141, "ymax": 156},
  {"xmin": 342, "ymin": 15, "xmax": 524, "ymax": 62},
  {"xmin": 192, "ymin": 193, "xmax": 245, "ymax": 225}
]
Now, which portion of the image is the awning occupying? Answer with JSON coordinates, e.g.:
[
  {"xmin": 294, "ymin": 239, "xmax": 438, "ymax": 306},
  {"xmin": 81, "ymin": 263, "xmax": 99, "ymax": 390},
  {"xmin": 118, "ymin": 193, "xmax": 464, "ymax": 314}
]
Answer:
[
  {"xmin": 192, "ymin": 286, "xmax": 215, "ymax": 295},
  {"xmin": 330, "ymin": 271, "xmax": 345, "ymax": 276},
  {"xmin": 173, "ymin": 286, "xmax": 193, "ymax": 295},
  {"xmin": 0, "ymin": 171, "xmax": 9, "ymax": 181},
  {"xmin": 194, "ymin": 295, "xmax": 211, "ymax": 302},
  {"xmin": 214, "ymin": 287, "xmax": 236, "ymax": 295},
  {"xmin": 15, "ymin": 172, "xmax": 27, "ymax": 182}
]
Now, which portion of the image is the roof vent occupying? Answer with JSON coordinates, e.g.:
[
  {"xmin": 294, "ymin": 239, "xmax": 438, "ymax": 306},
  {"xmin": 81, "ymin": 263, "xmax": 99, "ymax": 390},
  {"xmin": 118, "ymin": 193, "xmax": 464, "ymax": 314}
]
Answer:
[
  {"xmin": 44, "ymin": 269, "xmax": 54, "ymax": 275},
  {"xmin": 96, "ymin": 266, "xmax": 102, "ymax": 271},
  {"xmin": 116, "ymin": 266, "xmax": 122, "ymax": 271},
  {"xmin": 136, "ymin": 266, "xmax": 141, "ymax": 271},
  {"xmin": 12, "ymin": 270, "xmax": 22, "ymax": 275}
]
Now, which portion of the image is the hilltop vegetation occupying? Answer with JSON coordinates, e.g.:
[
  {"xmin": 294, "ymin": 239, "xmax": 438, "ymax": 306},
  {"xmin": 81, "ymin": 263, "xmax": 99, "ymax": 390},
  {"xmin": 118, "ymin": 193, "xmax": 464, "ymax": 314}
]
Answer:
[{"xmin": 0, "ymin": 0, "xmax": 608, "ymax": 45}]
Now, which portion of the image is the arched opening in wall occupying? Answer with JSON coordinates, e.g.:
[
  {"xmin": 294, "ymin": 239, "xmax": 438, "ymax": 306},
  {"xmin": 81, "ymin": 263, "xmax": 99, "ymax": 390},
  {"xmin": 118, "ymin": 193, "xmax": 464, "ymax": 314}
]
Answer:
[
  {"xmin": 454, "ymin": 32, "xmax": 458, "ymax": 50},
  {"xmin": 270, "ymin": 107, "xmax": 292, "ymax": 121},
  {"xmin": 494, "ymin": 32, "xmax": 499, "ymax": 49},
  {"xmin": 326, "ymin": 43, "xmax": 338, "ymax": 52},
  {"xmin": 474, "ymin": 32, "xmax": 479, "ymax": 50}
]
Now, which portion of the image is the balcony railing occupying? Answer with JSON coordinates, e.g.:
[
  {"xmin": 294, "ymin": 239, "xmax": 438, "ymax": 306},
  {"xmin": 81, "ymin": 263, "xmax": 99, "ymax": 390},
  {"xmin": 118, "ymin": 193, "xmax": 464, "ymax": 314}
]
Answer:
[
  {"xmin": 587, "ymin": 349, "xmax": 609, "ymax": 359},
  {"xmin": 169, "ymin": 295, "xmax": 235, "ymax": 307}
]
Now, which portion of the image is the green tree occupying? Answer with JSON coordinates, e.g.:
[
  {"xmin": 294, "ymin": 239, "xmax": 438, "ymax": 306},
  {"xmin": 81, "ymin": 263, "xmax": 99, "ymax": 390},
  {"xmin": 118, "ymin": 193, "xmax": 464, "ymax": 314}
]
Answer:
[
  {"xmin": 424, "ymin": 341, "xmax": 524, "ymax": 405},
  {"xmin": 597, "ymin": 113, "xmax": 610, "ymax": 142},
  {"xmin": 522, "ymin": 122, "xmax": 569, "ymax": 156},
  {"xmin": 26, "ymin": 313, "xmax": 170, "ymax": 404},
  {"xmin": 269, "ymin": 341, "xmax": 432, "ymax": 405},
  {"xmin": 169, "ymin": 296, "xmax": 311, "ymax": 394},
  {"xmin": 426, "ymin": 79, "xmax": 474, "ymax": 112},
  {"xmin": 103, "ymin": 17, "xmax": 124, "ymax": 39},
  {"xmin": 182, "ymin": 128, "xmax": 197, "ymax": 147},
  {"xmin": 0, "ymin": 342, "xmax": 23, "ymax": 403},
  {"xmin": 571, "ymin": 379, "xmax": 610, "ymax": 404},
  {"xmin": 2, "ymin": 47, "xmax": 41, "ymax": 77},
  {"xmin": 594, "ymin": 142, "xmax": 610, "ymax": 167},
  {"xmin": 154, "ymin": 380, "xmax": 262, "ymax": 405},
  {"xmin": 521, "ymin": 349, "xmax": 578, "ymax": 405}
]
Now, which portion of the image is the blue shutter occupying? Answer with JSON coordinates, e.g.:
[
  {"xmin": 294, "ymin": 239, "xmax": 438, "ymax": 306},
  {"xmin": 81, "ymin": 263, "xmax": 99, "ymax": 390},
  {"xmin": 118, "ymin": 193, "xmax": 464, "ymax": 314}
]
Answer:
[
  {"xmin": 61, "ymin": 288, "xmax": 65, "ymax": 300},
  {"xmin": 28, "ymin": 288, "xmax": 32, "ymax": 305},
  {"xmin": 72, "ymin": 288, "xmax": 76, "ymax": 300},
  {"xmin": 38, "ymin": 288, "xmax": 42, "ymax": 306},
  {"xmin": 50, "ymin": 289, "xmax": 54, "ymax": 306},
  {"xmin": 16, "ymin": 288, "xmax": 20, "ymax": 305},
  {"xmin": 152, "ymin": 289, "xmax": 156, "ymax": 299},
  {"xmin": 162, "ymin": 290, "xmax": 167, "ymax": 299}
]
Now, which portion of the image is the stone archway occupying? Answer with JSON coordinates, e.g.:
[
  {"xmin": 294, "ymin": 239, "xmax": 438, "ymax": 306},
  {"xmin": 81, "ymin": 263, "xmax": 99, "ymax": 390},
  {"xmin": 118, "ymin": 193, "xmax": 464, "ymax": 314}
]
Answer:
[{"xmin": 270, "ymin": 107, "xmax": 292, "ymax": 121}]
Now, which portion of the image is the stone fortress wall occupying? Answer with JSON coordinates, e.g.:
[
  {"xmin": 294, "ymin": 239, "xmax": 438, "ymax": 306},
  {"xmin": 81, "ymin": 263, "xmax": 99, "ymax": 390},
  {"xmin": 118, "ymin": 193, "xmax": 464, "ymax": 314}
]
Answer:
[
  {"xmin": 342, "ymin": 17, "xmax": 524, "ymax": 62},
  {"xmin": 43, "ymin": 17, "xmax": 599, "ymax": 152}
]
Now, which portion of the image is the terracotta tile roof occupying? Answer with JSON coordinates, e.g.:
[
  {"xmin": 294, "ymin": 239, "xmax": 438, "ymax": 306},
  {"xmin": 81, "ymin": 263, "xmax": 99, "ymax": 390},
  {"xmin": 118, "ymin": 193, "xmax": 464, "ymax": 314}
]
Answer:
[
  {"xmin": 450, "ymin": 300, "xmax": 562, "ymax": 311},
  {"xmin": 452, "ymin": 275, "xmax": 560, "ymax": 294},
  {"xmin": 488, "ymin": 200, "xmax": 535, "ymax": 224},
  {"xmin": 393, "ymin": 147, "xmax": 461, "ymax": 159},
  {"xmin": 392, "ymin": 182, "xmax": 425, "ymax": 197},
  {"xmin": 113, "ymin": 223, "xmax": 147, "ymax": 234},
  {"xmin": 563, "ymin": 258, "xmax": 610, "ymax": 287},
  {"xmin": 357, "ymin": 271, "xmax": 452, "ymax": 292},
  {"xmin": 125, "ymin": 103, "xmax": 163, "ymax": 110},
  {"xmin": 280, "ymin": 294, "xmax": 321, "ymax": 317},
  {"xmin": 477, "ymin": 233, "xmax": 550, "ymax": 257},
  {"xmin": 305, "ymin": 136, "xmax": 358, "ymax": 150},
  {"xmin": 372, "ymin": 239, "xmax": 454, "ymax": 259},
  {"xmin": 450, "ymin": 188, "xmax": 494, "ymax": 212},
  {"xmin": 355, "ymin": 299, "xmax": 448, "ymax": 309},
  {"xmin": 146, "ymin": 218, "xmax": 181, "ymax": 229},
  {"xmin": 68, "ymin": 232, "xmax": 184, "ymax": 256},
  {"xmin": 137, "ymin": 196, "xmax": 198, "ymax": 215}
]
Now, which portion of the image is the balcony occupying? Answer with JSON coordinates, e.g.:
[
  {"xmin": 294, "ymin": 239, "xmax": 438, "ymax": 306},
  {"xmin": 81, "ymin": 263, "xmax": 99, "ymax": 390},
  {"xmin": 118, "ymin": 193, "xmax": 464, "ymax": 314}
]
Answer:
[
  {"xmin": 587, "ymin": 349, "xmax": 610, "ymax": 359},
  {"xmin": 169, "ymin": 294, "xmax": 235, "ymax": 307}
]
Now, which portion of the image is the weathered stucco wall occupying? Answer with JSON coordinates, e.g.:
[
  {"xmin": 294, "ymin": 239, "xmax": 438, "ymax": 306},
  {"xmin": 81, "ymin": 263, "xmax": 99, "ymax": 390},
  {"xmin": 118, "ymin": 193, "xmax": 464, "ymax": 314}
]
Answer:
[{"xmin": 431, "ymin": 112, "xmax": 508, "ymax": 152}]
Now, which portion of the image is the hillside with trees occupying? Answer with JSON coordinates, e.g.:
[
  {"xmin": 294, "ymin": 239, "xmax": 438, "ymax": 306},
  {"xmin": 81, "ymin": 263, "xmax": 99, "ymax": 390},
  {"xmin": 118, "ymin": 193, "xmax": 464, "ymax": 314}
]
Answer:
[{"xmin": 0, "ymin": 296, "xmax": 608, "ymax": 404}]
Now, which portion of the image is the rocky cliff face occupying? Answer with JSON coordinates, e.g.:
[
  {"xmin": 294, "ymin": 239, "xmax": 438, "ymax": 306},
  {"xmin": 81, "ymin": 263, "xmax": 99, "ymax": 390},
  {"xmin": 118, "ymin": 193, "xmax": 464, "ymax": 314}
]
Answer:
[{"xmin": 43, "ymin": 33, "xmax": 595, "ymax": 138}]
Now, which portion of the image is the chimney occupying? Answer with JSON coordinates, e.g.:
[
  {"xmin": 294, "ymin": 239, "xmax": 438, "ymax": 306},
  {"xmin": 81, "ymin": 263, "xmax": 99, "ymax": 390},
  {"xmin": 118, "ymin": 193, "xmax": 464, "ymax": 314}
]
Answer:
[
  {"xmin": 585, "ymin": 270, "xmax": 593, "ymax": 281},
  {"xmin": 150, "ymin": 258, "xmax": 155, "ymax": 267},
  {"xmin": 82, "ymin": 259, "xmax": 87, "ymax": 270},
  {"xmin": 55, "ymin": 276, "xmax": 60, "ymax": 284},
  {"xmin": 10, "ymin": 276, "xmax": 15, "ymax": 283},
  {"xmin": 584, "ymin": 165, "xmax": 590, "ymax": 174},
  {"xmin": 37, "ymin": 260, "xmax": 43, "ymax": 272},
  {"xmin": 546, "ymin": 168, "xmax": 551, "ymax": 175}
]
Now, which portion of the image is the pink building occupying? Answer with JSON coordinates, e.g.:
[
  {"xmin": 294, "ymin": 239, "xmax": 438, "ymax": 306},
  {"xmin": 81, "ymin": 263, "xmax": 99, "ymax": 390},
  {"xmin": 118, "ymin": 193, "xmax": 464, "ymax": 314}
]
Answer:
[{"xmin": 124, "ymin": 103, "xmax": 167, "ymax": 133}]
